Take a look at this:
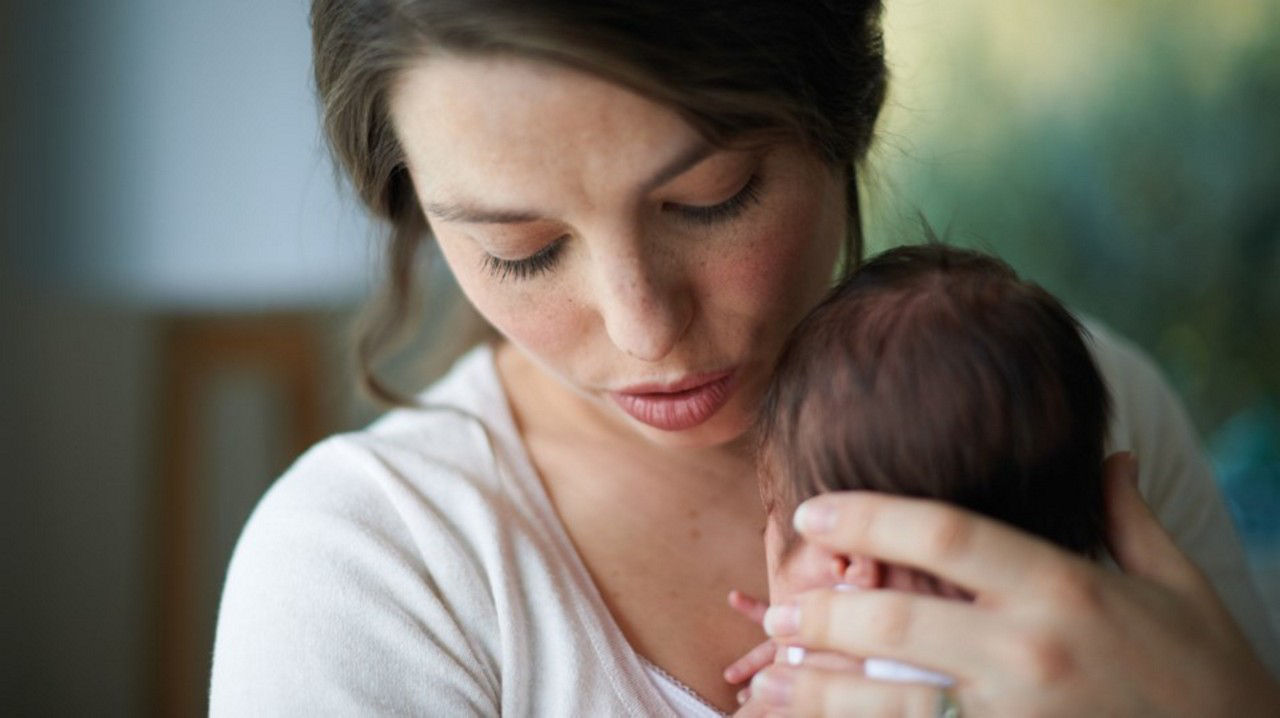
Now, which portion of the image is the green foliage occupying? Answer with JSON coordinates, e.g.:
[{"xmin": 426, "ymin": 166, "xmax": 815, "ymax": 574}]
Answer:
[{"xmin": 868, "ymin": 3, "xmax": 1280, "ymax": 438}]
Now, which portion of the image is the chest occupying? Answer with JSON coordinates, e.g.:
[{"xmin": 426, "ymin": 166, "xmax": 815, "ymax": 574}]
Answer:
[{"xmin": 528, "ymin": 436, "xmax": 770, "ymax": 713}]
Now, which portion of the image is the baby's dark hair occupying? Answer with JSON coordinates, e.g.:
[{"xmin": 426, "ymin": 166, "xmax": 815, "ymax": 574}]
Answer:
[{"xmin": 758, "ymin": 244, "xmax": 1111, "ymax": 559}]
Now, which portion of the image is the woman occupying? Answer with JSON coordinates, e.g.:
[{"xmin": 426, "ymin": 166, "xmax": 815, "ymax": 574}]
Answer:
[{"xmin": 210, "ymin": 1, "xmax": 1279, "ymax": 715}]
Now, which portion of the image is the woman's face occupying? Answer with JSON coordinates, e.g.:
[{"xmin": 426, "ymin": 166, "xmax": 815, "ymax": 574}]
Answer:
[{"xmin": 390, "ymin": 55, "xmax": 847, "ymax": 448}]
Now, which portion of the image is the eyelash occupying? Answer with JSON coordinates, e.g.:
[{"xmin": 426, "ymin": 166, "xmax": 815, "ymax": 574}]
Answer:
[
  {"xmin": 480, "ymin": 174, "xmax": 763, "ymax": 281},
  {"xmin": 480, "ymin": 238, "xmax": 566, "ymax": 282},
  {"xmin": 672, "ymin": 174, "xmax": 764, "ymax": 225}
]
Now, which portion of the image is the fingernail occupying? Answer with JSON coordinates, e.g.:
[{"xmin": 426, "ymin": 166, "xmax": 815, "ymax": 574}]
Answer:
[
  {"xmin": 794, "ymin": 500, "xmax": 836, "ymax": 534},
  {"xmin": 763, "ymin": 604, "xmax": 799, "ymax": 637},
  {"xmin": 784, "ymin": 645, "xmax": 806, "ymax": 665},
  {"xmin": 751, "ymin": 668, "xmax": 795, "ymax": 706},
  {"xmin": 737, "ymin": 687, "xmax": 750, "ymax": 705}
]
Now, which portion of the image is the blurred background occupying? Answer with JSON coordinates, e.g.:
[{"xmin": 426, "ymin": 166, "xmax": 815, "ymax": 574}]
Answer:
[{"xmin": 1, "ymin": 0, "xmax": 1276, "ymax": 715}]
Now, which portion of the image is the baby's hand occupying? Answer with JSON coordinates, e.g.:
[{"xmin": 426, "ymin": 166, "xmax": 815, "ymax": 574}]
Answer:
[
  {"xmin": 726, "ymin": 589, "xmax": 769, "ymax": 626},
  {"xmin": 723, "ymin": 590, "xmax": 777, "ymax": 707},
  {"xmin": 729, "ymin": 692, "xmax": 772, "ymax": 718},
  {"xmin": 722, "ymin": 637, "xmax": 776, "ymax": 689}
]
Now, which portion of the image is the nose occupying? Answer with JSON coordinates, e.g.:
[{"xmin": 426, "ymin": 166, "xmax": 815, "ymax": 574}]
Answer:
[{"xmin": 593, "ymin": 242, "xmax": 692, "ymax": 362}]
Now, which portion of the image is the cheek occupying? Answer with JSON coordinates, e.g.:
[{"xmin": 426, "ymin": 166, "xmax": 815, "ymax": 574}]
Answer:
[
  {"xmin": 498, "ymin": 298, "xmax": 587, "ymax": 368},
  {"xmin": 434, "ymin": 236, "xmax": 586, "ymax": 361},
  {"xmin": 702, "ymin": 185, "xmax": 842, "ymax": 337}
]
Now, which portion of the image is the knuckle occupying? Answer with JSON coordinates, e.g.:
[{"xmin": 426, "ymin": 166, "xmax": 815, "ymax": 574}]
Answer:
[
  {"xmin": 863, "ymin": 592, "xmax": 915, "ymax": 649},
  {"xmin": 824, "ymin": 682, "xmax": 898, "ymax": 718},
  {"xmin": 922, "ymin": 510, "xmax": 975, "ymax": 562},
  {"xmin": 812, "ymin": 673, "xmax": 938, "ymax": 718},
  {"xmin": 1039, "ymin": 562, "xmax": 1105, "ymax": 615},
  {"xmin": 1007, "ymin": 629, "xmax": 1078, "ymax": 687},
  {"xmin": 799, "ymin": 592, "xmax": 834, "ymax": 643},
  {"xmin": 797, "ymin": 670, "xmax": 838, "ymax": 717},
  {"xmin": 833, "ymin": 496, "xmax": 876, "ymax": 549}
]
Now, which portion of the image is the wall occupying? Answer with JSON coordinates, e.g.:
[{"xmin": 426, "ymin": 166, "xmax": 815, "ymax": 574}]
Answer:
[{"xmin": 2, "ymin": 0, "xmax": 374, "ymax": 714}]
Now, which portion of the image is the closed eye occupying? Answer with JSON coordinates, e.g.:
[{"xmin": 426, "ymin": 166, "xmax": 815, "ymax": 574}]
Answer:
[
  {"xmin": 480, "ymin": 236, "xmax": 566, "ymax": 281},
  {"xmin": 478, "ymin": 173, "xmax": 764, "ymax": 281},
  {"xmin": 669, "ymin": 174, "xmax": 763, "ymax": 225}
]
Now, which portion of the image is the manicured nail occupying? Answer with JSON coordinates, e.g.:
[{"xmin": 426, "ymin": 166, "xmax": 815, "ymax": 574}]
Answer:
[
  {"xmin": 751, "ymin": 668, "xmax": 795, "ymax": 706},
  {"xmin": 763, "ymin": 604, "xmax": 800, "ymax": 637},
  {"xmin": 784, "ymin": 645, "xmax": 806, "ymax": 665},
  {"xmin": 793, "ymin": 500, "xmax": 836, "ymax": 534}
]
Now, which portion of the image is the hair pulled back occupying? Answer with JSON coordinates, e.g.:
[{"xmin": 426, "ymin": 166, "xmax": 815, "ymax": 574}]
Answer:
[{"xmin": 310, "ymin": 0, "xmax": 887, "ymax": 402}]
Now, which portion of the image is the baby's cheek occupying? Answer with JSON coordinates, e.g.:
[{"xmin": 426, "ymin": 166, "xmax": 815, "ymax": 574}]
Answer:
[{"xmin": 765, "ymin": 560, "xmax": 818, "ymax": 609}]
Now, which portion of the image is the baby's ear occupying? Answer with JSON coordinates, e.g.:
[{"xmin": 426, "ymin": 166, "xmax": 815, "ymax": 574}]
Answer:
[{"xmin": 833, "ymin": 554, "xmax": 882, "ymax": 588}]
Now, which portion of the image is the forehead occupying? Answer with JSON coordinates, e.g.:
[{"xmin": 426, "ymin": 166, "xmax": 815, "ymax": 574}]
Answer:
[{"xmin": 388, "ymin": 53, "xmax": 705, "ymax": 205}]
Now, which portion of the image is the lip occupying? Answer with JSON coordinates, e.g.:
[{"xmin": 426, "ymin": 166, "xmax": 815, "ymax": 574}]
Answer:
[{"xmin": 609, "ymin": 369, "xmax": 737, "ymax": 431}]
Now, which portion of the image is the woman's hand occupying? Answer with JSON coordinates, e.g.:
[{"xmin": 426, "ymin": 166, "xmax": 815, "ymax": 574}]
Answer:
[{"xmin": 747, "ymin": 453, "xmax": 1280, "ymax": 716}]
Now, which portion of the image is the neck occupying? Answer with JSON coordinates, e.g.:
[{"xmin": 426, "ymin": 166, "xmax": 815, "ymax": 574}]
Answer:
[{"xmin": 495, "ymin": 341, "xmax": 761, "ymax": 503}]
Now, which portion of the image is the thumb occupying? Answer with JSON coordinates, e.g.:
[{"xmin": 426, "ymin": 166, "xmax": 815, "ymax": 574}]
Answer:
[{"xmin": 1103, "ymin": 452, "xmax": 1206, "ymax": 593}]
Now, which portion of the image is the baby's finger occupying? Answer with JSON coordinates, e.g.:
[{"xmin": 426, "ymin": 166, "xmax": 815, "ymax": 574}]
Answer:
[
  {"xmin": 729, "ymin": 589, "xmax": 770, "ymax": 625},
  {"xmin": 730, "ymin": 690, "xmax": 771, "ymax": 717},
  {"xmin": 724, "ymin": 638, "xmax": 778, "ymax": 684}
]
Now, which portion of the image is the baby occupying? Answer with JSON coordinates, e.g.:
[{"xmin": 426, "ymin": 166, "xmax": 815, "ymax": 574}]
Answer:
[{"xmin": 732, "ymin": 243, "xmax": 1112, "ymax": 692}]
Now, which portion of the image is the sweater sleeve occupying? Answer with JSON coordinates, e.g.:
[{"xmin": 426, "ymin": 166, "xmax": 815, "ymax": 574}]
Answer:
[
  {"xmin": 1088, "ymin": 323, "xmax": 1280, "ymax": 676},
  {"xmin": 209, "ymin": 438, "xmax": 501, "ymax": 716}
]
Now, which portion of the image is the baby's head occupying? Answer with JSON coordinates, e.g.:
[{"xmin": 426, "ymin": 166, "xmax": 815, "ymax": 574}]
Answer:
[{"xmin": 757, "ymin": 244, "xmax": 1111, "ymax": 607}]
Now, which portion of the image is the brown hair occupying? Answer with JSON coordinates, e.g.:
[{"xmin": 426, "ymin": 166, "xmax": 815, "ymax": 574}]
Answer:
[
  {"xmin": 758, "ymin": 244, "xmax": 1112, "ymax": 558},
  {"xmin": 310, "ymin": 0, "xmax": 888, "ymax": 402}
]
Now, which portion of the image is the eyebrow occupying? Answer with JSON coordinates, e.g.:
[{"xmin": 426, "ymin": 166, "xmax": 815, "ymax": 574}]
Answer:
[
  {"xmin": 423, "ymin": 141, "xmax": 716, "ymax": 225},
  {"xmin": 421, "ymin": 201, "xmax": 541, "ymax": 225}
]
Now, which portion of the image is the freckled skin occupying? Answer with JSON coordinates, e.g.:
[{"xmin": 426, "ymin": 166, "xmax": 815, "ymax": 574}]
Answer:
[
  {"xmin": 388, "ymin": 54, "xmax": 848, "ymax": 711},
  {"xmin": 390, "ymin": 54, "xmax": 846, "ymax": 449}
]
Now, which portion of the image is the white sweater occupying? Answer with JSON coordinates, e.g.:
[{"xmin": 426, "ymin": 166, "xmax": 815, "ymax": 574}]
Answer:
[{"xmin": 210, "ymin": 328, "xmax": 1279, "ymax": 716}]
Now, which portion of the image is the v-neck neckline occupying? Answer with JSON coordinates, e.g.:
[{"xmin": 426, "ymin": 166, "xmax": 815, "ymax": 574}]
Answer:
[{"xmin": 471, "ymin": 343, "xmax": 725, "ymax": 716}]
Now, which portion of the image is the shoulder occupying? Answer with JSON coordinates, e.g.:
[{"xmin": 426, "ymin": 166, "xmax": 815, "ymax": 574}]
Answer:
[
  {"xmin": 240, "ymin": 344, "xmax": 522, "ymax": 579},
  {"xmin": 1080, "ymin": 319, "xmax": 1280, "ymax": 671},
  {"xmin": 209, "ymin": 346, "xmax": 518, "ymax": 714},
  {"xmin": 1080, "ymin": 319, "xmax": 1212, "ymax": 505},
  {"xmin": 1081, "ymin": 319, "xmax": 1175, "ymax": 419},
  {"xmin": 1080, "ymin": 318, "xmax": 1223, "ymax": 523}
]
